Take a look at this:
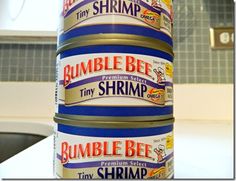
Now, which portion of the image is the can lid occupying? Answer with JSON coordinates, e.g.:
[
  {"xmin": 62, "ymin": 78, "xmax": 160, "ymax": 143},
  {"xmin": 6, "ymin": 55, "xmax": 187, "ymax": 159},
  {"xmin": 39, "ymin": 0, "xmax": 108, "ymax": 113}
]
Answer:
[
  {"xmin": 57, "ymin": 34, "xmax": 174, "ymax": 57},
  {"xmin": 54, "ymin": 116, "xmax": 174, "ymax": 128}
]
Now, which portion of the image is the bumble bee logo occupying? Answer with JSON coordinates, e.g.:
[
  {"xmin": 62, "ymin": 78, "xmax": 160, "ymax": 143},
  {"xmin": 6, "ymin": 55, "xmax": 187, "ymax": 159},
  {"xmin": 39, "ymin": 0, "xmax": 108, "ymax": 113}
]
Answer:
[
  {"xmin": 149, "ymin": 167, "xmax": 166, "ymax": 179},
  {"xmin": 154, "ymin": 67, "xmax": 166, "ymax": 84},
  {"xmin": 141, "ymin": 10, "xmax": 160, "ymax": 25},
  {"xmin": 147, "ymin": 88, "xmax": 165, "ymax": 105},
  {"xmin": 154, "ymin": 144, "xmax": 166, "ymax": 163}
]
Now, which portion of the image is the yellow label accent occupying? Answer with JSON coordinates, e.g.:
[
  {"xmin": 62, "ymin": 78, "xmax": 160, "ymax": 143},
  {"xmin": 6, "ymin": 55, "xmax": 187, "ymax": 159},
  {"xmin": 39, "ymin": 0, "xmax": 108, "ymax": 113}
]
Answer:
[
  {"xmin": 149, "ymin": 167, "xmax": 166, "ymax": 178},
  {"xmin": 161, "ymin": 0, "xmax": 172, "ymax": 9},
  {"xmin": 166, "ymin": 135, "xmax": 173, "ymax": 149},
  {"xmin": 165, "ymin": 63, "xmax": 173, "ymax": 78}
]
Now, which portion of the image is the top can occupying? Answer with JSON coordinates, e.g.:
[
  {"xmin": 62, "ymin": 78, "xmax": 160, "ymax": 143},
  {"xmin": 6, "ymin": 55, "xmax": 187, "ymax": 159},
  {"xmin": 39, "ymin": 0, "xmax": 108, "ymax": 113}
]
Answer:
[{"xmin": 58, "ymin": 0, "xmax": 174, "ymax": 47}]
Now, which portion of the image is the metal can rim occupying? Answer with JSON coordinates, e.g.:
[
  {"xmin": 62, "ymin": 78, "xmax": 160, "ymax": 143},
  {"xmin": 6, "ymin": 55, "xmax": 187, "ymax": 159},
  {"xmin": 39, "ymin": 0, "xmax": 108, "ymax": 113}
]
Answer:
[
  {"xmin": 57, "ymin": 34, "xmax": 174, "ymax": 57},
  {"xmin": 55, "ymin": 113, "xmax": 173, "ymax": 122},
  {"xmin": 58, "ymin": 24, "xmax": 173, "ymax": 47},
  {"xmin": 54, "ymin": 116, "xmax": 174, "ymax": 128}
]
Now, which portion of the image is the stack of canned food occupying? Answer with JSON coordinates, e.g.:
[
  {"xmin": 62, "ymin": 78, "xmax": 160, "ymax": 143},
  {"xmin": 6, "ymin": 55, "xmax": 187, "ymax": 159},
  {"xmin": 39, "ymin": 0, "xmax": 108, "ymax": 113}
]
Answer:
[{"xmin": 54, "ymin": 0, "xmax": 174, "ymax": 179}]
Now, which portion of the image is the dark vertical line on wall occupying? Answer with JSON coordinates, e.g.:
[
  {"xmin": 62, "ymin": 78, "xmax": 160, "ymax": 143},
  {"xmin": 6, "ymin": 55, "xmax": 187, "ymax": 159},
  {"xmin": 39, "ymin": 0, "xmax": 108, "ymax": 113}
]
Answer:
[
  {"xmin": 40, "ymin": 45, "xmax": 44, "ymax": 82},
  {"xmin": 32, "ymin": 44, "xmax": 36, "ymax": 82},
  {"xmin": 7, "ymin": 44, "xmax": 12, "ymax": 81},
  {"xmin": 216, "ymin": 6, "xmax": 221, "ymax": 84},
  {"xmin": 185, "ymin": 0, "xmax": 189, "ymax": 83},
  {"xmin": 48, "ymin": 45, "xmax": 52, "ymax": 81},
  {"xmin": 0, "ymin": 45, "xmax": 2, "ymax": 80},
  {"xmin": 24, "ymin": 44, "xmax": 28, "ymax": 81},
  {"xmin": 208, "ymin": 0, "xmax": 213, "ymax": 83}
]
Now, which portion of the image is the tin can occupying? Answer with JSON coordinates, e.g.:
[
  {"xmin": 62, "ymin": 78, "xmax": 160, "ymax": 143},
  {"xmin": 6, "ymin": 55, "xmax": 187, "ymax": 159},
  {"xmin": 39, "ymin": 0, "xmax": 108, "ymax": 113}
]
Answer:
[
  {"xmin": 58, "ymin": 0, "xmax": 173, "ymax": 46},
  {"xmin": 55, "ymin": 38, "xmax": 174, "ymax": 121},
  {"xmin": 53, "ymin": 117, "xmax": 174, "ymax": 179}
]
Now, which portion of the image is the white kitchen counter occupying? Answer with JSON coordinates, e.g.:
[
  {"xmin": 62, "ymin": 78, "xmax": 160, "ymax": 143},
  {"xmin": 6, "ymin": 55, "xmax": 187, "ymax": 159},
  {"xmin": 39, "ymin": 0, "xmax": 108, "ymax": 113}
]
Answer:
[{"xmin": 0, "ymin": 119, "xmax": 234, "ymax": 179}]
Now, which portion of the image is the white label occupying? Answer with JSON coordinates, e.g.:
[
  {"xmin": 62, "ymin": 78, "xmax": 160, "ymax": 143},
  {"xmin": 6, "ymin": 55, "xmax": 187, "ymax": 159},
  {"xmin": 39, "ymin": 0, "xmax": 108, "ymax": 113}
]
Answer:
[
  {"xmin": 56, "ymin": 53, "xmax": 173, "ymax": 109},
  {"xmin": 54, "ymin": 124, "xmax": 174, "ymax": 179}
]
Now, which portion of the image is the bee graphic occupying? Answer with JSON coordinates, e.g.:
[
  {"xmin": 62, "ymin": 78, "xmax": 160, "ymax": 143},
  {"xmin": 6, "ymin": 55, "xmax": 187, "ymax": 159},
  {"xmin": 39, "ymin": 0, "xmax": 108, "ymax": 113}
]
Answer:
[
  {"xmin": 154, "ymin": 144, "xmax": 166, "ymax": 163},
  {"xmin": 153, "ymin": 67, "xmax": 166, "ymax": 84}
]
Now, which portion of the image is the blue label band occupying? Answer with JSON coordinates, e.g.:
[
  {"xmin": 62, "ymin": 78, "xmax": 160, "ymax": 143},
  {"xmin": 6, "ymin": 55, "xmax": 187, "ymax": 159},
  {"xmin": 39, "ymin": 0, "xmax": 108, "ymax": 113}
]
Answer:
[
  {"xmin": 57, "ymin": 123, "xmax": 173, "ymax": 137},
  {"xmin": 59, "ymin": 24, "xmax": 173, "ymax": 47},
  {"xmin": 58, "ymin": 105, "xmax": 173, "ymax": 117},
  {"xmin": 59, "ymin": 45, "xmax": 173, "ymax": 62},
  {"xmin": 64, "ymin": 74, "xmax": 171, "ymax": 90},
  {"xmin": 59, "ymin": 75, "xmax": 173, "ymax": 88}
]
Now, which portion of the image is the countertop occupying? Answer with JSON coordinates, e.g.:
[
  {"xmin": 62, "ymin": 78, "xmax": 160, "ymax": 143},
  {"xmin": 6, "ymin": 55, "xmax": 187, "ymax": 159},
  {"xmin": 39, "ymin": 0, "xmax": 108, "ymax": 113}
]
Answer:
[{"xmin": 0, "ymin": 119, "xmax": 234, "ymax": 179}]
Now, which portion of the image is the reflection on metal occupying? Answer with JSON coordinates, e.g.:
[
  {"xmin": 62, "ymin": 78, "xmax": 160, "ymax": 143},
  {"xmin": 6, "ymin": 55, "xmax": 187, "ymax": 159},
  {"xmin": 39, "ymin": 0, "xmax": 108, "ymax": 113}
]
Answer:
[{"xmin": 210, "ymin": 27, "xmax": 234, "ymax": 49}]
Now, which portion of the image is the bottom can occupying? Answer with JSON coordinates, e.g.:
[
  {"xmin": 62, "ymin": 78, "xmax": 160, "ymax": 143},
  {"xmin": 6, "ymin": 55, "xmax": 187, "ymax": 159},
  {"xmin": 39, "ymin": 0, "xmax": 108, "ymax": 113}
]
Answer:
[{"xmin": 54, "ymin": 117, "xmax": 174, "ymax": 179}]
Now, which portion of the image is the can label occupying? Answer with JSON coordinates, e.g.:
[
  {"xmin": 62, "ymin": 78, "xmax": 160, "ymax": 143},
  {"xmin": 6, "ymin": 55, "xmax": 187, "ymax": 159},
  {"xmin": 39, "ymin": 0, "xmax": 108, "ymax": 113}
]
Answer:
[
  {"xmin": 55, "ymin": 46, "xmax": 173, "ymax": 117},
  {"xmin": 54, "ymin": 123, "xmax": 174, "ymax": 179},
  {"xmin": 61, "ymin": 0, "xmax": 172, "ymax": 37}
]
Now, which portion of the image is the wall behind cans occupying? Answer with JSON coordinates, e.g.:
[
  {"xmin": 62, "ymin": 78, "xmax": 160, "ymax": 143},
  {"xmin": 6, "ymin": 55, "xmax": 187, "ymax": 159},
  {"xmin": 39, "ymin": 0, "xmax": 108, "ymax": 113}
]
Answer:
[
  {"xmin": 173, "ymin": 0, "xmax": 234, "ymax": 83},
  {"xmin": 0, "ymin": 44, "xmax": 56, "ymax": 81},
  {"xmin": 0, "ymin": 0, "xmax": 58, "ymax": 31}
]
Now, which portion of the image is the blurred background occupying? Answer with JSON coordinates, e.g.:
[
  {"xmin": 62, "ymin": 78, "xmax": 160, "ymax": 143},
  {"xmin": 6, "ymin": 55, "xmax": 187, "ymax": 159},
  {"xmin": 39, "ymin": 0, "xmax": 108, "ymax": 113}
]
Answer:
[
  {"xmin": 174, "ymin": 0, "xmax": 234, "ymax": 84},
  {"xmin": 0, "ymin": 0, "xmax": 234, "ymax": 179}
]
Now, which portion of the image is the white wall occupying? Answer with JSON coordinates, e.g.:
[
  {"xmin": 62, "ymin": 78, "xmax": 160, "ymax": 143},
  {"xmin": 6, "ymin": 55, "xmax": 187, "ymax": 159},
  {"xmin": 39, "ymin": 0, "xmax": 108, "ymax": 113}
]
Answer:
[
  {"xmin": 0, "ymin": 83, "xmax": 233, "ymax": 121},
  {"xmin": 174, "ymin": 84, "xmax": 233, "ymax": 121},
  {"xmin": 0, "ymin": 82, "xmax": 55, "ymax": 119},
  {"xmin": 0, "ymin": 0, "xmax": 58, "ymax": 31}
]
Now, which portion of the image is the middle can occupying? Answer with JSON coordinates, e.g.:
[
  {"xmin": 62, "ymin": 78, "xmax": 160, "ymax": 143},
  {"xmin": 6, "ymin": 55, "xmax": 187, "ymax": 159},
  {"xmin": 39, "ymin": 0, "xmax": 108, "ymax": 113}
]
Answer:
[{"xmin": 56, "ymin": 35, "xmax": 174, "ymax": 121}]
